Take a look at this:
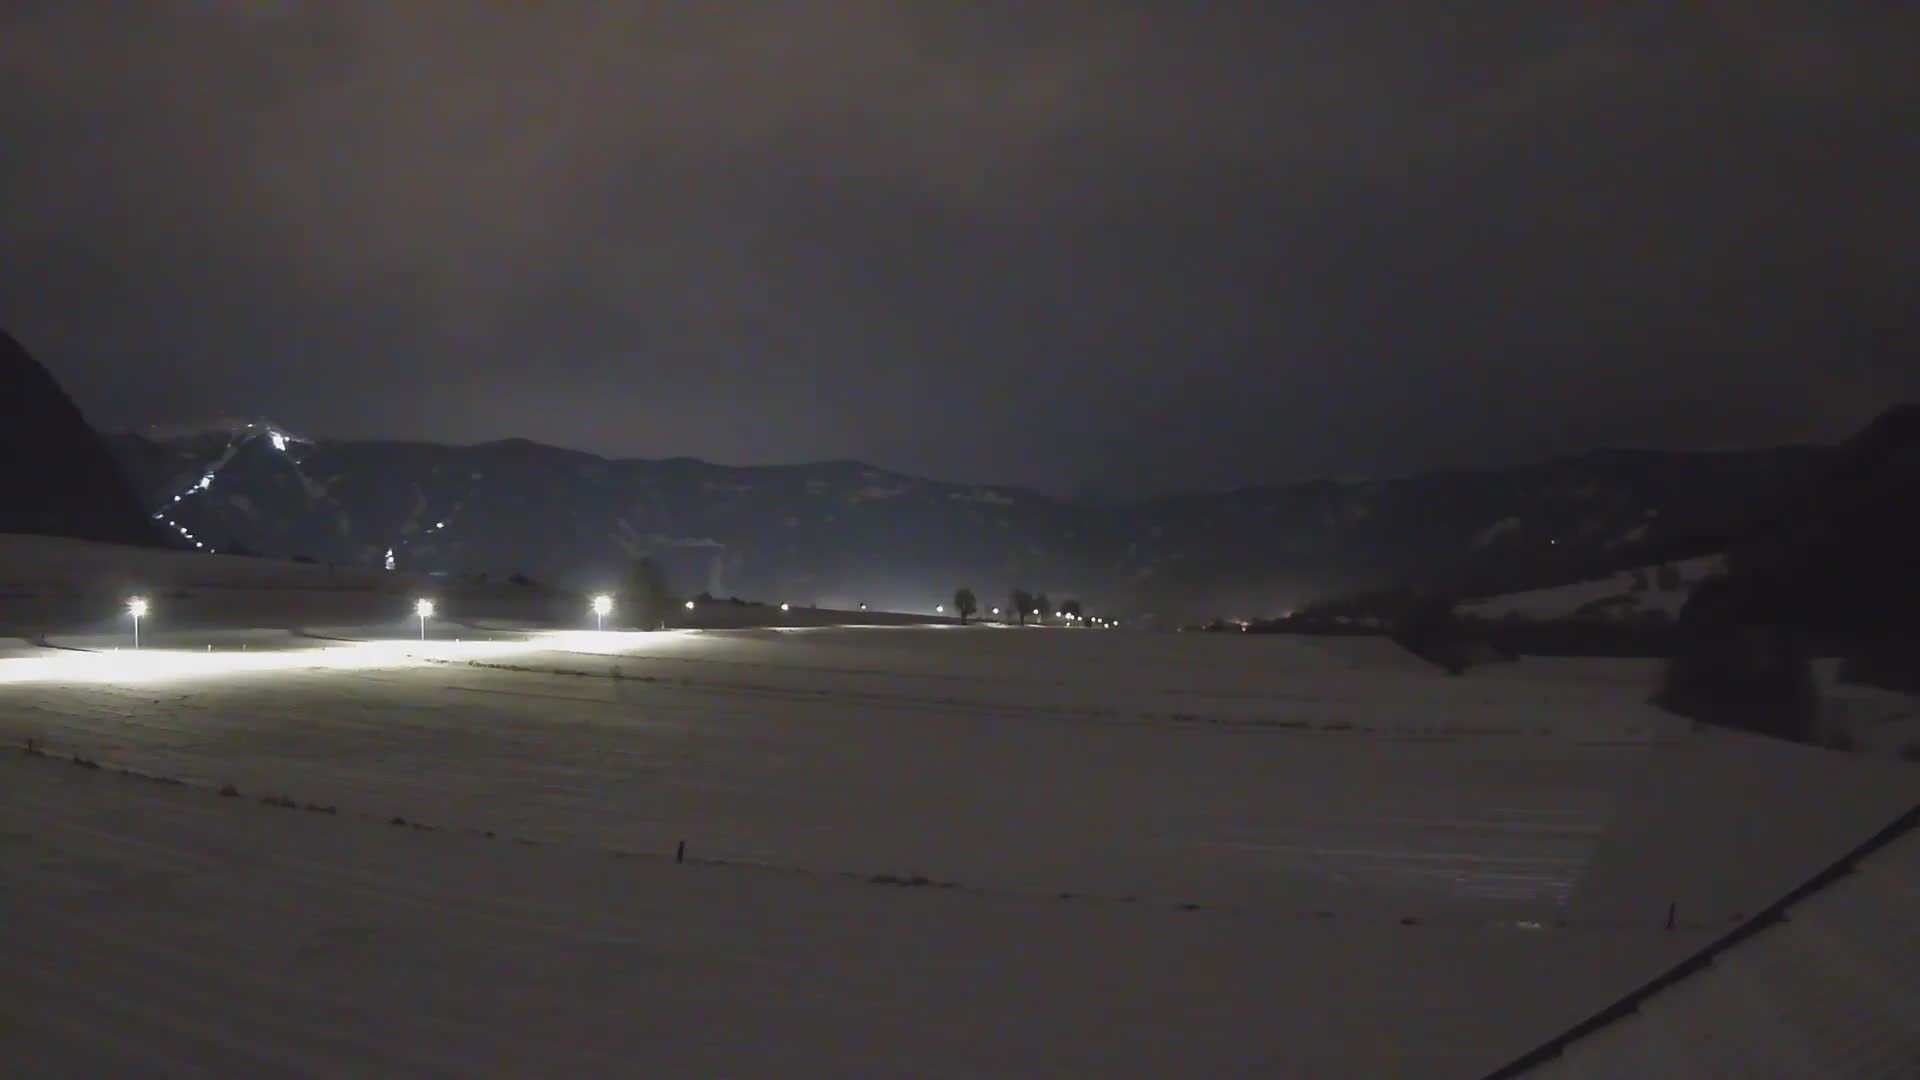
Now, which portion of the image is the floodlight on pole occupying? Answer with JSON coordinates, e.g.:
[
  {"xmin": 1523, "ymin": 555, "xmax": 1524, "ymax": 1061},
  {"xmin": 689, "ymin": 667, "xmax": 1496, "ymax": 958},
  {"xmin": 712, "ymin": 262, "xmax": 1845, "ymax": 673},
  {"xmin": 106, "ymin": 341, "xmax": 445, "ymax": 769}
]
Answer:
[
  {"xmin": 415, "ymin": 598, "xmax": 434, "ymax": 640},
  {"xmin": 685, "ymin": 599, "xmax": 696, "ymax": 610},
  {"xmin": 780, "ymin": 602, "xmax": 790, "ymax": 612},
  {"xmin": 591, "ymin": 594, "xmax": 613, "ymax": 631},
  {"xmin": 936, "ymin": 604, "xmax": 944, "ymax": 613},
  {"xmin": 127, "ymin": 596, "xmax": 148, "ymax": 649}
]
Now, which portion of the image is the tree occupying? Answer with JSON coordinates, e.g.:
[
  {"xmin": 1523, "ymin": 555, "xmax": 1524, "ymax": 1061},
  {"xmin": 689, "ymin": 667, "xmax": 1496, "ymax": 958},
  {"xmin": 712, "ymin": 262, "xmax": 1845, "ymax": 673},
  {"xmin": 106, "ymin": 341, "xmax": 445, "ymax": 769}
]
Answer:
[
  {"xmin": 1060, "ymin": 599, "xmax": 1083, "ymax": 620},
  {"xmin": 1035, "ymin": 592, "xmax": 1052, "ymax": 621},
  {"xmin": 1009, "ymin": 589, "xmax": 1034, "ymax": 626},
  {"xmin": 952, "ymin": 587, "xmax": 978, "ymax": 625},
  {"xmin": 624, "ymin": 556, "xmax": 671, "ymax": 631},
  {"xmin": 1390, "ymin": 593, "xmax": 1471, "ymax": 675},
  {"xmin": 1654, "ymin": 574, "xmax": 1819, "ymax": 743}
]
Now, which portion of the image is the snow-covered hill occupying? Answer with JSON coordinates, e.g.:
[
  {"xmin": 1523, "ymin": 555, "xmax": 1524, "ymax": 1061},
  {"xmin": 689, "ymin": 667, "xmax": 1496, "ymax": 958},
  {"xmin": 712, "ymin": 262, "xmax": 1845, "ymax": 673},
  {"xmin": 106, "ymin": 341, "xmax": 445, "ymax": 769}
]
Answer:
[{"xmin": 1462, "ymin": 555, "xmax": 1727, "ymax": 624}]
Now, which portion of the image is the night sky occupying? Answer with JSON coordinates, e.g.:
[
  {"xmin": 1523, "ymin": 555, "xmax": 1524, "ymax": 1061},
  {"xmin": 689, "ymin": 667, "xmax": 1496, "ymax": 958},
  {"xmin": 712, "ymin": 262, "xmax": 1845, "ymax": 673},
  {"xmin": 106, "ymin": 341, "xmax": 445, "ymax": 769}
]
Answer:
[{"xmin": 3, "ymin": 4, "xmax": 1915, "ymax": 496}]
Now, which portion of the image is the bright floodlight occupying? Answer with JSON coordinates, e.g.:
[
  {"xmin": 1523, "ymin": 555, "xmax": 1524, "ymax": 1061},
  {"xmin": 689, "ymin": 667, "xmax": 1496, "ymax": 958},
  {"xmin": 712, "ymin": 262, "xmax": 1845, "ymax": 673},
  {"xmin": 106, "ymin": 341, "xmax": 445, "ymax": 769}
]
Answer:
[
  {"xmin": 781, "ymin": 602, "xmax": 790, "ymax": 611},
  {"xmin": 415, "ymin": 599, "xmax": 435, "ymax": 618},
  {"xmin": 270, "ymin": 431, "xmax": 288, "ymax": 451},
  {"xmin": 127, "ymin": 596, "xmax": 148, "ymax": 618},
  {"xmin": 936, "ymin": 604, "xmax": 944, "ymax": 613},
  {"xmin": 685, "ymin": 599, "xmax": 696, "ymax": 610},
  {"xmin": 591, "ymin": 594, "xmax": 612, "ymax": 631},
  {"xmin": 992, "ymin": 607, "xmax": 1000, "ymax": 615}
]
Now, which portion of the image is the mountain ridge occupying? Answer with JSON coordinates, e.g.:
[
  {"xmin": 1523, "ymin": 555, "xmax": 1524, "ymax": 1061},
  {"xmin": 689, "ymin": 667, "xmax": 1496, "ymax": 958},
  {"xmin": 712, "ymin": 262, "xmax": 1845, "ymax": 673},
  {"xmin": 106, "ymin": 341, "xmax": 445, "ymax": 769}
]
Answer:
[{"xmin": 103, "ymin": 409, "xmax": 1909, "ymax": 620}]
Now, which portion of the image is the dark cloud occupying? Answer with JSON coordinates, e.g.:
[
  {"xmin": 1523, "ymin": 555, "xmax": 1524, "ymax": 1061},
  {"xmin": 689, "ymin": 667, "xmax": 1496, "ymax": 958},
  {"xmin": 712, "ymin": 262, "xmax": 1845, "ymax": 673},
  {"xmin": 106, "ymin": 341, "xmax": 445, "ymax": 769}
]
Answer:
[{"xmin": 3, "ymin": 3, "xmax": 1916, "ymax": 494}]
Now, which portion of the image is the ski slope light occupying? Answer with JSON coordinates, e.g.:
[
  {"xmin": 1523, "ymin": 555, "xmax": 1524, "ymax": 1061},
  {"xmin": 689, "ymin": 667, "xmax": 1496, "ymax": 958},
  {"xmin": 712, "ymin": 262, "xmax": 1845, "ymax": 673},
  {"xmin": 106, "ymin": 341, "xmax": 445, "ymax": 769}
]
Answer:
[{"xmin": 270, "ymin": 431, "xmax": 288, "ymax": 451}]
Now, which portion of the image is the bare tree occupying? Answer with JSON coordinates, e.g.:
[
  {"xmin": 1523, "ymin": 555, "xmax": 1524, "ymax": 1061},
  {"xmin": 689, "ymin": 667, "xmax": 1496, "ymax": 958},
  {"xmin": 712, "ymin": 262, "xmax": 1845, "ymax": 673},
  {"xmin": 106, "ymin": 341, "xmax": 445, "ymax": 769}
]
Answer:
[{"xmin": 953, "ymin": 587, "xmax": 978, "ymax": 625}]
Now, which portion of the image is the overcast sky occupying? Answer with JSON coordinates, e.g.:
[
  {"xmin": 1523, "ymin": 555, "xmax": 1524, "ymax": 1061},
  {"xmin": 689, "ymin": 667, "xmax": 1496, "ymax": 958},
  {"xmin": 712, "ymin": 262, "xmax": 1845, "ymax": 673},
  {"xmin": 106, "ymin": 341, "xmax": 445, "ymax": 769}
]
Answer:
[{"xmin": 3, "ymin": 3, "xmax": 1915, "ymax": 495}]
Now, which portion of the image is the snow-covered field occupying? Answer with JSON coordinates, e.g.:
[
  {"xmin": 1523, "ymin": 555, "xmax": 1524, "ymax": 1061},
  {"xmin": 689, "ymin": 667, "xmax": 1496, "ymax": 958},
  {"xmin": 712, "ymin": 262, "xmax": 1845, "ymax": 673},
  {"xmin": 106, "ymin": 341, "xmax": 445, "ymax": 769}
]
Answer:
[
  {"xmin": 1462, "ymin": 555, "xmax": 1725, "ymax": 623},
  {"xmin": 3, "ymin": 613, "xmax": 1916, "ymax": 1076}
]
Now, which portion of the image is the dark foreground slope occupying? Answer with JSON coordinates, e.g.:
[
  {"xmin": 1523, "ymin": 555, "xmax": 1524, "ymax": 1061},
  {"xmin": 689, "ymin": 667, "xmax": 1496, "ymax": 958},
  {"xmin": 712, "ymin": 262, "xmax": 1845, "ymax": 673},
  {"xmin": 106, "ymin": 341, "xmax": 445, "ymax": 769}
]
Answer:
[{"xmin": 0, "ymin": 329, "xmax": 158, "ymax": 547}]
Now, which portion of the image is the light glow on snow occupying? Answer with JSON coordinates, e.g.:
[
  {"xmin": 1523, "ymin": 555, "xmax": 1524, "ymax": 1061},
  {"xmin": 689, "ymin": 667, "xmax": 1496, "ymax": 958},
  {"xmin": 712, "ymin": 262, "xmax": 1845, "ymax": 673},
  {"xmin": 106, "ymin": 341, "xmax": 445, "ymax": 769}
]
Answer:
[{"xmin": 0, "ymin": 630, "xmax": 715, "ymax": 688}]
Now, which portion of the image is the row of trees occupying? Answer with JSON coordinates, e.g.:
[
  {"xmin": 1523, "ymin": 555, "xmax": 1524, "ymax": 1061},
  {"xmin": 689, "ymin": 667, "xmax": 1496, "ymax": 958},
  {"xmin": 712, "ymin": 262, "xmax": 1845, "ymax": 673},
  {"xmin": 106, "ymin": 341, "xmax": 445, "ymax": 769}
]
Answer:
[
  {"xmin": 618, "ymin": 557, "xmax": 1099, "ymax": 633},
  {"xmin": 949, "ymin": 587, "xmax": 1088, "ymax": 626}
]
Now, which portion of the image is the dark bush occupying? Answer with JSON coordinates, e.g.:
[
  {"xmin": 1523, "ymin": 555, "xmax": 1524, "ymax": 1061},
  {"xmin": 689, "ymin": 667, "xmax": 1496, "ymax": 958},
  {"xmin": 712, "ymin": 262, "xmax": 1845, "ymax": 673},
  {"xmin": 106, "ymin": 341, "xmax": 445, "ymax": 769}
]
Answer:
[
  {"xmin": 1654, "ymin": 574, "xmax": 1820, "ymax": 743},
  {"xmin": 1391, "ymin": 594, "xmax": 1473, "ymax": 674},
  {"xmin": 1837, "ymin": 636, "xmax": 1920, "ymax": 694}
]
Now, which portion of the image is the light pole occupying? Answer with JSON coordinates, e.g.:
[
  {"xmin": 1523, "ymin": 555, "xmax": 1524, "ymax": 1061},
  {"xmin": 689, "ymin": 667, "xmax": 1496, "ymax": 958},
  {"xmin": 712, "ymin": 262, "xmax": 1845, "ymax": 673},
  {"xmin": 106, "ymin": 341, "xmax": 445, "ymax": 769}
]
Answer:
[
  {"xmin": 592, "ymin": 594, "xmax": 613, "ymax": 632},
  {"xmin": 127, "ymin": 596, "xmax": 147, "ymax": 650},
  {"xmin": 415, "ymin": 598, "xmax": 434, "ymax": 640}
]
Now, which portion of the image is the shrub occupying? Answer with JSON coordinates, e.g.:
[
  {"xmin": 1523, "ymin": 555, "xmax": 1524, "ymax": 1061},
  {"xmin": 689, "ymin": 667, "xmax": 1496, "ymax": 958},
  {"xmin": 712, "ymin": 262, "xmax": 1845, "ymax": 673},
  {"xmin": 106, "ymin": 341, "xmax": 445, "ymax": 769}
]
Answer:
[
  {"xmin": 1391, "ymin": 594, "xmax": 1472, "ymax": 674},
  {"xmin": 1654, "ymin": 574, "xmax": 1820, "ymax": 743}
]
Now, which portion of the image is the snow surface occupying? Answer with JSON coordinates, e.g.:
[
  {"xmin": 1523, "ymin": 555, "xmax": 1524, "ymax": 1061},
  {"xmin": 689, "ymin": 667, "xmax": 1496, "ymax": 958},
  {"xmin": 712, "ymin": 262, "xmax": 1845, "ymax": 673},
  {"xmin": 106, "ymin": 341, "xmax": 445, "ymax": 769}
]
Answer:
[
  {"xmin": 4, "ymin": 617, "xmax": 1918, "ymax": 1075},
  {"xmin": 4, "ymin": 534, "xmax": 1916, "ymax": 1075},
  {"xmin": 1463, "ymin": 555, "xmax": 1726, "ymax": 622}
]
